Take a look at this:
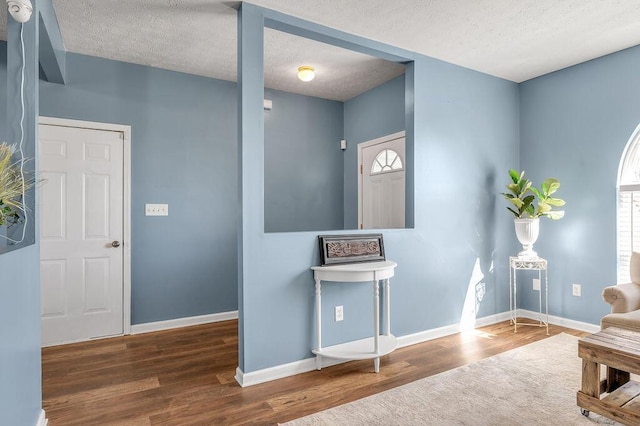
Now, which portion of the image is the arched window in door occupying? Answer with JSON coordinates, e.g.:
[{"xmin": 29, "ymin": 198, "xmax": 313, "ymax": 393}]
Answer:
[
  {"xmin": 371, "ymin": 149, "xmax": 403, "ymax": 174},
  {"xmin": 618, "ymin": 125, "xmax": 640, "ymax": 282}
]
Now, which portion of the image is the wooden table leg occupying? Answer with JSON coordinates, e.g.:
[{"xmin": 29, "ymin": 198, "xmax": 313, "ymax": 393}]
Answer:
[{"xmin": 582, "ymin": 359, "xmax": 600, "ymax": 398}]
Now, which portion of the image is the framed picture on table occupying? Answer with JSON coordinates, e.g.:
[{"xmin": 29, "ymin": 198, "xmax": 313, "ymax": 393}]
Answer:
[{"xmin": 318, "ymin": 234, "xmax": 385, "ymax": 266}]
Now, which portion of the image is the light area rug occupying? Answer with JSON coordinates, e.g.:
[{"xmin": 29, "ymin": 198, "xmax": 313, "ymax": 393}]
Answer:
[{"xmin": 282, "ymin": 333, "xmax": 620, "ymax": 425}]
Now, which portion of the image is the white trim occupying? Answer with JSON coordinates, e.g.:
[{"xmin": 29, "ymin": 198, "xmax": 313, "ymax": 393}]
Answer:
[
  {"xmin": 474, "ymin": 311, "xmax": 514, "ymax": 328},
  {"xmin": 235, "ymin": 356, "xmax": 346, "ymax": 387},
  {"xmin": 395, "ymin": 321, "xmax": 459, "ymax": 348},
  {"xmin": 39, "ymin": 116, "xmax": 130, "ymax": 133},
  {"xmin": 38, "ymin": 116, "xmax": 133, "ymax": 337},
  {"xmin": 123, "ymin": 131, "xmax": 132, "ymax": 335},
  {"xmin": 36, "ymin": 409, "xmax": 48, "ymax": 426},
  {"xmin": 518, "ymin": 309, "xmax": 600, "ymax": 333},
  {"xmin": 396, "ymin": 311, "xmax": 512, "ymax": 348},
  {"xmin": 236, "ymin": 362, "xmax": 314, "ymax": 388},
  {"xmin": 131, "ymin": 311, "xmax": 239, "ymax": 335},
  {"xmin": 617, "ymin": 121, "xmax": 640, "ymax": 188},
  {"xmin": 357, "ymin": 131, "xmax": 405, "ymax": 229}
]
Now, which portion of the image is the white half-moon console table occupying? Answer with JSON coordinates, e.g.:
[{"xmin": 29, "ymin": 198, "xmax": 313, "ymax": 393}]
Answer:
[{"xmin": 310, "ymin": 260, "xmax": 398, "ymax": 373}]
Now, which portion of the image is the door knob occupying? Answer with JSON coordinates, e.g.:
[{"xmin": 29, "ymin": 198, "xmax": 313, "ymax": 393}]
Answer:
[{"xmin": 111, "ymin": 241, "xmax": 121, "ymax": 248}]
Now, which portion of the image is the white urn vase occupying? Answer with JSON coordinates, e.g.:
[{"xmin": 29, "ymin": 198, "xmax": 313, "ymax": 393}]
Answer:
[{"xmin": 514, "ymin": 217, "xmax": 539, "ymax": 258}]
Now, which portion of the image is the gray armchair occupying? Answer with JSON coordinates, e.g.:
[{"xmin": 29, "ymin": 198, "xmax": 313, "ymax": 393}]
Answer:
[{"xmin": 601, "ymin": 252, "xmax": 640, "ymax": 332}]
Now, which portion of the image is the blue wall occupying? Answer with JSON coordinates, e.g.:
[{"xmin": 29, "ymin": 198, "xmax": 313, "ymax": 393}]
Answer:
[
  {"xmin": 0, "ymin": 2, "xmax": 42, "ymax": 424},
  {"xmin": 264, "ymin": 89, "xmax": 344, "ymax": 232},
  {"xmin": 238, "ymin": 4, "xmax": 519, "ymax": 373},
  {"xmin": 520, "ymin": 44, "xmax": 640, "ymax": 324},
  {"xmin": 0, "ymin": 246, "xmax": 42, "ymax": 425}
]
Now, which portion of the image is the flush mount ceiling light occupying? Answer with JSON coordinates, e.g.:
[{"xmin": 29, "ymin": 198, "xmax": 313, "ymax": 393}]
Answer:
[
  {"xmin": 6, "ymin": 0, "xmax": 32, "ymax": 23},
  {"xmin": 297, "ymin": 66, "xmax": 315, "ymax": 82}
]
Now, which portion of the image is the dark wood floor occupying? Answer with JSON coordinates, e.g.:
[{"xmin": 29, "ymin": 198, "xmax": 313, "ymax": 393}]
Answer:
[{"xmin": 42, "ymin": 319, "xmax": 588, "ymax": 425}]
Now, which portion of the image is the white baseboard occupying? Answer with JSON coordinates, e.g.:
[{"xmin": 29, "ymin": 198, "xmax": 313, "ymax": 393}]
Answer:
[
  {"xmin": 518, "ymin": 309, "xmax": 600, "ymax": 333},
  {"xmin": 36, "ymin": 409, "xmax": 47, "ymax": 426},
  {"xmin": 235, "ymin": 355, "xmax": 347, "ymax": 387},
  {"xmin": 396, "ymin": 311, "xmax": 512, "ymax": 348},
  {"xmin": 131, "ymin": 310, "xmax": 238, "ymax": 335},
  {"xmin": 396, "ymin": 322, "xmax": 460, "ymax": 349},
  {"xmin": 235, "ymin": 361, "xmax": 315, "ymax": 388}
]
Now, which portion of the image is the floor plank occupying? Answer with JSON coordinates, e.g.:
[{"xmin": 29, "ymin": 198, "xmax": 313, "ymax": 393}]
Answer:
[{"xmin": 42, "ymin": 319, "xmax": 588, "ymax": 425}]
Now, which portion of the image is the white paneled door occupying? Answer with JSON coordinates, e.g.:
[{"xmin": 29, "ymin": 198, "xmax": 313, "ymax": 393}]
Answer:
[
  {"xmin": 39, "ymin": 123, "xmax": 124, "ymax": 346},
  {"xmin": 361, "ymin": 135, "xmax": 406, "ymax": 229}
]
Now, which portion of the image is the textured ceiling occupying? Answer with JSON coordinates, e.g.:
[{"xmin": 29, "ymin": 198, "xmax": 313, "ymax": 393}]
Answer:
[{"xmin": 3, "ymin": 0, "xmax": 640, "ymax": 101}]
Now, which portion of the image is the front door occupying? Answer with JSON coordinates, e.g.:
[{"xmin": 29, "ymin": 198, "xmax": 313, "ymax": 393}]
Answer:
[
  {"xmin": 39, "ymin": 123, "xmax": 125, "ymax": 346},
  {"xmin": 361, "ymin": 134, "xmax": 406, "ymax": 229}
]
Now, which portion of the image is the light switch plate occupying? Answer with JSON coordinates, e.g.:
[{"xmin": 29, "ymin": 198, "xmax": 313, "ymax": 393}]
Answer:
[
  {"xmin": 532, "ymin": 278, "xmax": 541, "ymax": 291},
  {"xmin": 572, "ymin": 283, "xmax": 581, "ymax": 297},
  {"xmin": 335, "ymin": 305, "xmax": 344, "ymax": 322},
  {"xmin": 145, "ymin": 203, "xmax": 168, "ymax": 216}
]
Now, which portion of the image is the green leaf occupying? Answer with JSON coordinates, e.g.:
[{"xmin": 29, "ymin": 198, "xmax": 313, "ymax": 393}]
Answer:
[
  {"xmin": 522, "ymin": 195, "xmax": 535, "ymax": 216},
  {"xmin": 538, "ymin": 202, "xmax": 551, "ymax": 213},
  {"xmin": 542, "ymin": 178, "xmax": 560, "ymax": 196},
  {"xmin": 546, "ymin": 211, "xmax": 565, "ymax": 220},
  {"xmin": 530, "ymin": 187, "xmax": 541, "ymax": 198},
  {"xmin": 545, "ymin": 197, "xmax": 565, "ymax": 207},
  {"xmin": 516, "ymin": 181, "xmax": 531, "ymax": 197},
  {"xmin": 507, "ymin": 183, "xmax": 519, "ymax": 193},
  {"xmin": 525, "ymin": 205, "xmax": 535, "ymax": 216},
  {"xmin": 509, "ymin": 169, "xmax": 520, "ymax": 184}
]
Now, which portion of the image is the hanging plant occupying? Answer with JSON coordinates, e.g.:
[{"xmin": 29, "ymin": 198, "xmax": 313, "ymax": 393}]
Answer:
[{"xmin": 0, "ymin": 142, "xmax": 33, "ymax": 227}]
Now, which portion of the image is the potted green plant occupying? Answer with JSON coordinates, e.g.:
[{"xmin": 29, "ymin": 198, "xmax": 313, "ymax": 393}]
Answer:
[
  {"xmin": 0, "ymin": 142, "xmax": 31, "ymax": 230},
  {"xmin": 502, "ymin": 169, "xmax": 565, "ymax": 258}
]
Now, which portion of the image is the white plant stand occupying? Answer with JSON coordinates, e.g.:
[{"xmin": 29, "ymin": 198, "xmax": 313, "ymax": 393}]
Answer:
[
  {"xmin": 509, "ymin": 256, "xmax": 549, "ymax": 335},
  {"xmin": 311, "ymin": 260, "xmax": 398, "ymax": 373}
]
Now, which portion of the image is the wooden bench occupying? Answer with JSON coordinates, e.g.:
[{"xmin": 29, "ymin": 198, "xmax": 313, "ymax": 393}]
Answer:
[{"xmin": 577, "ymin": 327, "xmax": 640, "ymax": 425}]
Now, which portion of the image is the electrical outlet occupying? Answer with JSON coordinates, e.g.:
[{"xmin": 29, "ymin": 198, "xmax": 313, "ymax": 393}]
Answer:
[
  {"xmin": 572, "ymin": 283, "xmax": 582, "ymax": 297},
  {"xmin": 335, "ymin": 305, "xmax": 344, "ymax": 322},
  {"xmin": 533, "ymin": 278, "xmax": 541, "ymax": 291},
  {"xmin": 145, "ymin": 203, "xmax": 169, "ymax": 216}
]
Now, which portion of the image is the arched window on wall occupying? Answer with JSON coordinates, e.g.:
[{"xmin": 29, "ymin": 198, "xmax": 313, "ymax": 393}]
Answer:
[{"xmin": 617, "ymin": 126, "xmax": 640, "ymax": 282}]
